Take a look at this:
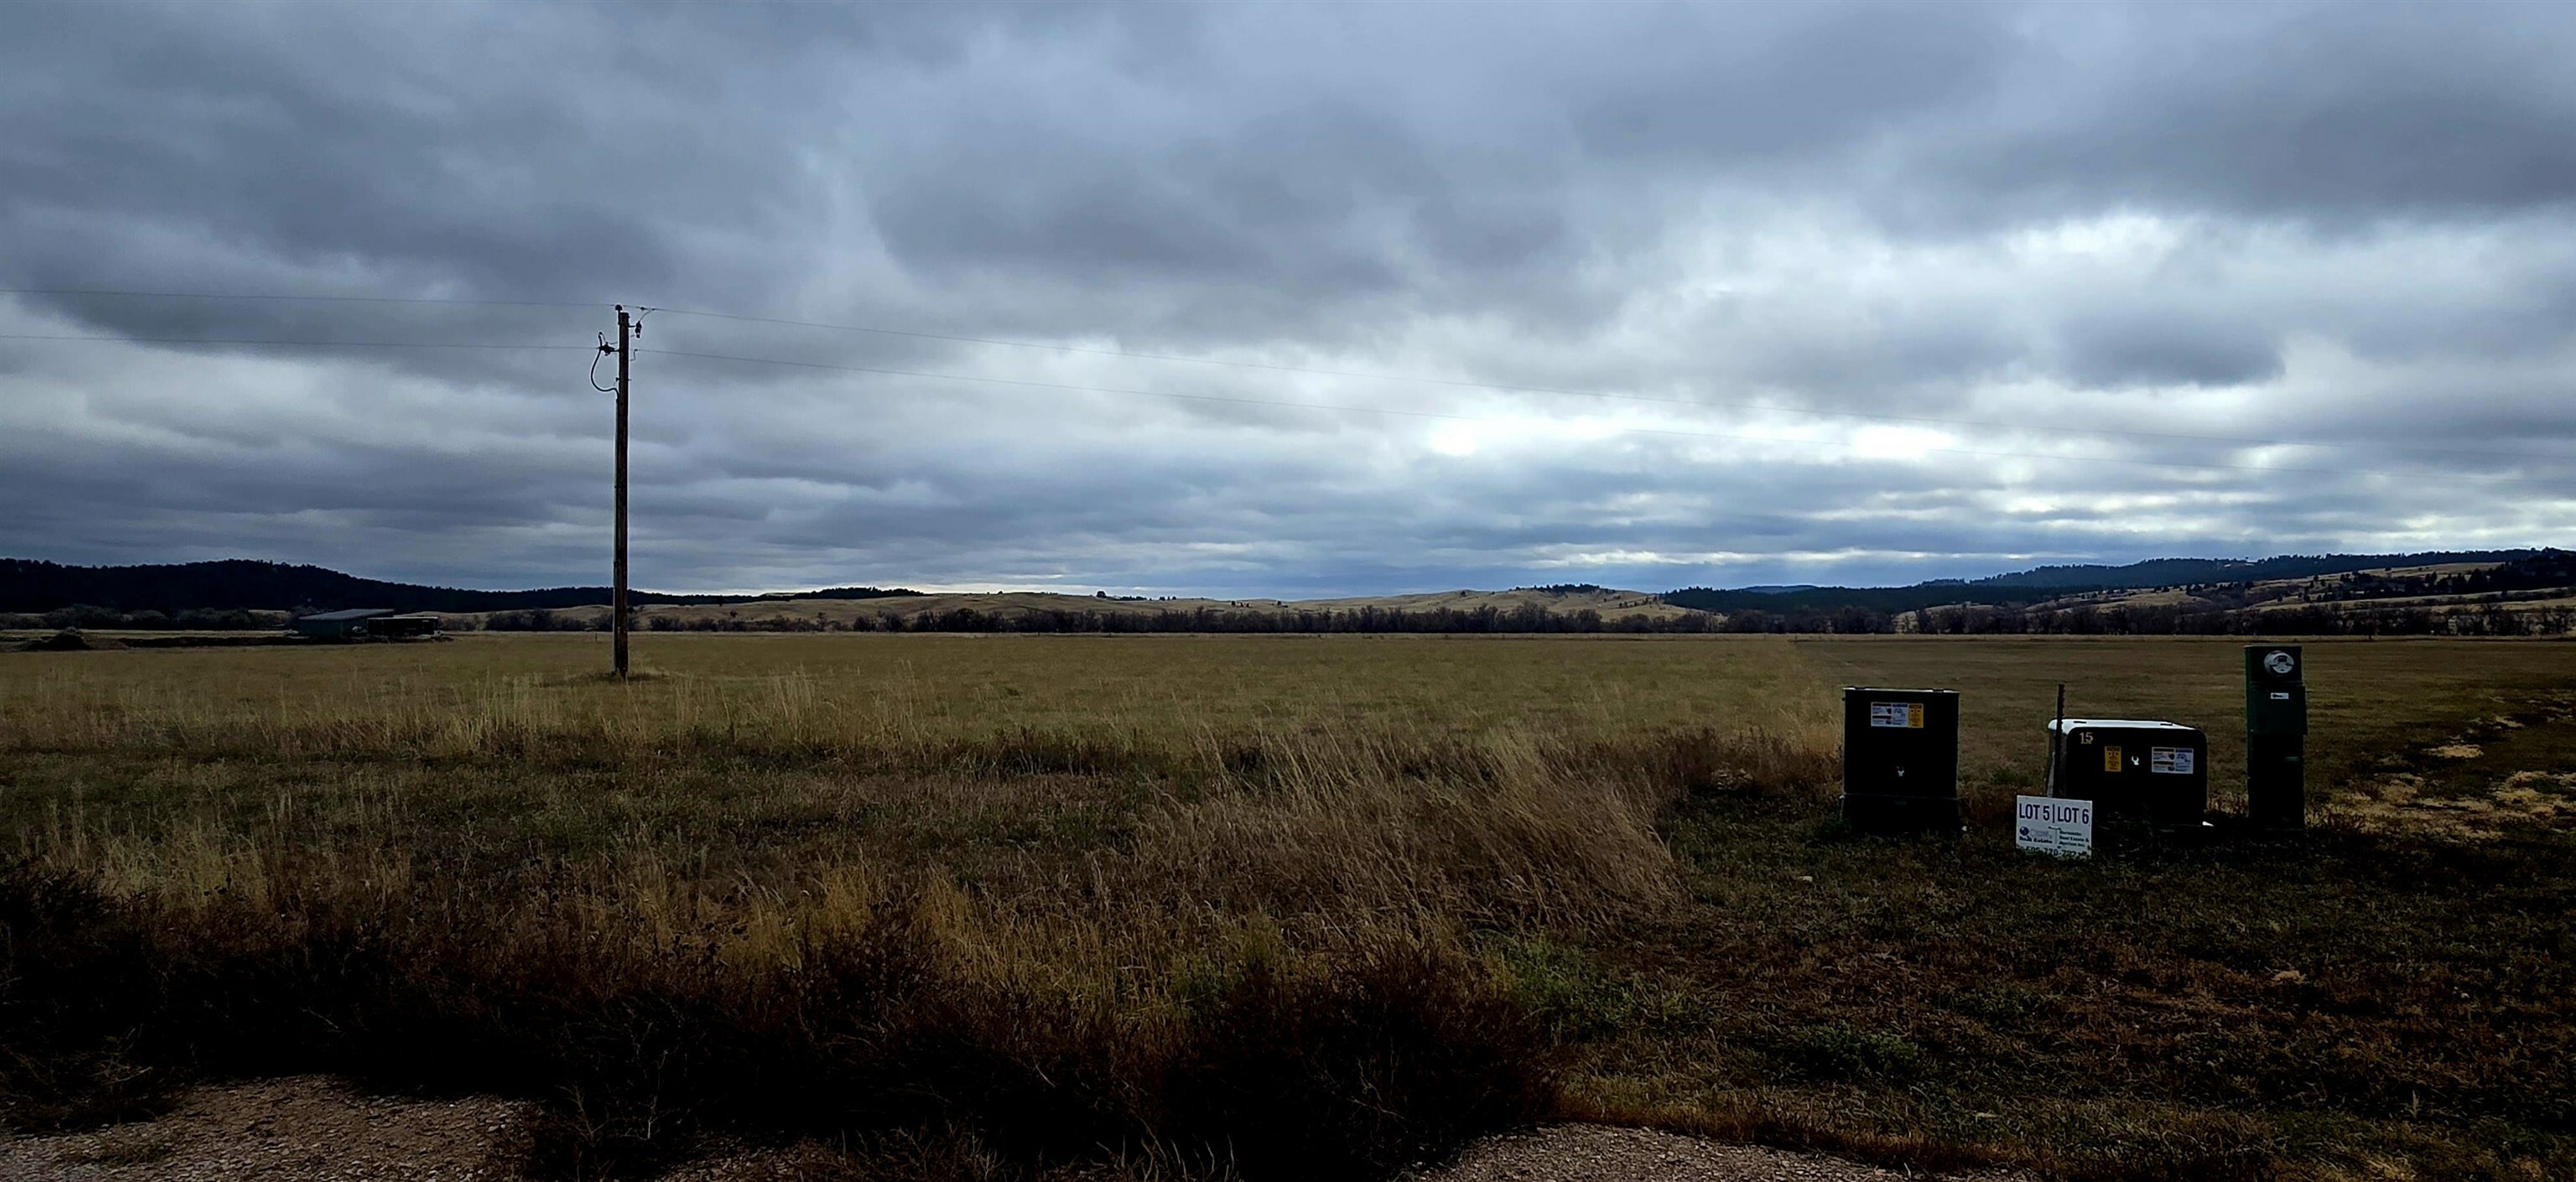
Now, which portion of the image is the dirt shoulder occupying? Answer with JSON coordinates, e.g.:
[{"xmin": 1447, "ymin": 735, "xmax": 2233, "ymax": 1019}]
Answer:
[
  {"xmin": 1410, "ymin": 1125, "xmax": 2034, "ymax": 1182},
  {"xmin": 0, "ymin": 1076, "xmax": 526, "ymax": 1181},
  {"xmin": 3, "ymin": 1079, "xmax": 2029, "ymax": 1182}
]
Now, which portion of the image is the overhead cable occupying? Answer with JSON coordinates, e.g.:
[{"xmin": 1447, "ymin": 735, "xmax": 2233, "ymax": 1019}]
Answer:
[
  {"xmin": 0, "ymin": 333, "xmax": 589, "ymax": 350},
  {"xmin": 0, "ymin": 287, "xmax": 606, "ymax": 309}
]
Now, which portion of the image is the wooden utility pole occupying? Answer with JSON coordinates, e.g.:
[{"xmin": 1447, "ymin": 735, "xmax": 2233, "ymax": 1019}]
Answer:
[{"xmin": 613, "ymin": 304, "xmax": 631, "ymax": 678}]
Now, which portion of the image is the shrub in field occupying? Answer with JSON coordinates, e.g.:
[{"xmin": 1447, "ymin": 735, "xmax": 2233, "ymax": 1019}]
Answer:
[{"xmin": 1779, "ymin": 1022, "xmax": 1921, "ymax": 1081}]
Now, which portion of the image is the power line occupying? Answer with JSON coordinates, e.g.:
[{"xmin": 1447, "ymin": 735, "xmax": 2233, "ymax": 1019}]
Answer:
[
  {"xmin": 0, "ymin": 333, "xmax": 589, "ymax": 351},
  {"xmin": 635, "ymin": 346, "xmax": 2574, "ymax": 490},
  {"xmin": 0, "ymin": 287, "xmax": 605, "ymax": 309},
  {"xmin": 651, "ymin": 306, "xmax": 2568, "ymax": 466}
]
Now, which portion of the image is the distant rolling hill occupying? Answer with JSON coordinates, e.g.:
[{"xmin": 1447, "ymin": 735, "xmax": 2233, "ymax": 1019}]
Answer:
[
  {"xmin": 0, "ymin": 559, "xmax": 1683, "ymax": 626},
  {"xmin": 1987, "ymin": 551, "xmax": 2576, "ymax": 626},
  {"xmin": 0, "ymin": 558, "xmax": 918, "ymax": 615},
  {"xmin": 470, "ymin": 585, "xmax": 1696, "ymax": 632},
  {"xmin": 8, "ymin": 551, "xmax": 2568, "ymax": 636},
  {"xmin": 1661, "ymin": 550, "xmax": 2543, "ymax": 616}
]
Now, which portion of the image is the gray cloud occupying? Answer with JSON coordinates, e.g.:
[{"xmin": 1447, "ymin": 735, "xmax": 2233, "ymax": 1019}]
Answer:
[
  {"xmin": 1935, "ymin": 4, "xmax": 2576, "ymax": 222},
  {"xmin": 2051, "ymin": 306, "xmax": 2282, "ymax": 389},
  {"xmin": 3, "ymin": 0, "xmax": 2573, "ymax": 595}
]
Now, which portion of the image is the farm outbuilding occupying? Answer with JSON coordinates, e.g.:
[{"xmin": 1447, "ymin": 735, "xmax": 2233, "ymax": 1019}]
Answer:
[{"xmin": 289, "ymin": 608, "xmax": 444, "ymax": 641}]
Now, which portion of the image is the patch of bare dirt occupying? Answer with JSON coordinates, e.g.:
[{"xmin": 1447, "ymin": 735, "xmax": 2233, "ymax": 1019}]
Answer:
[
  {"xmin": 1409, "ymin": 1125, "xmax": 2033, "ymax": 1182},
  {"xmin": 2345, "ymin": 771, "xmax": 2576, "ymax": 839},
  {"xmin": 2341, "ymin": 697, "xmax": 2576, "ymax": 839},
  {"xmin": 5, "ymin": 1085, "xmax": 2029, "ymax": 1182},
  {"xmin": 1, "ymin": 1077, "xmax": 529, "ymax": 1181}
]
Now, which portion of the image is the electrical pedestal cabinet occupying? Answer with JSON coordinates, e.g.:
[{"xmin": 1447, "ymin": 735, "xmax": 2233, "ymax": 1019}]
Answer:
[
  {"xmin": 2049, "ymin": 718, "xmax": 2209, "ymax": 829},
  {"xmin": 2246, "ymin": 645, "xmax": 2308, "ymax": 829},
  {"xmin": 1842, "ymin": 687, "xmax": 1961, "ymax": 834}
]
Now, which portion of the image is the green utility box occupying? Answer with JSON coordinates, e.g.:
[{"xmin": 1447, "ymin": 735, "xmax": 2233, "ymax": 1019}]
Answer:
[
  {"xmin": 1841, "ymin": 687, "xmax": 1961, "ymax": 834},
  {"xmin": 2246, "ymin": 645, "xmax": 2308, "ymax": 829}
]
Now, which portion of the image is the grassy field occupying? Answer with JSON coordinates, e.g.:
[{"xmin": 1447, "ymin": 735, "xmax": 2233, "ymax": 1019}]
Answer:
[
  {"xmin": 424, "ymin": 584, "xmax": 1698, "ymax": 631},
  {"xmin": 2, "ymin": 634, "xmax": 2571, "ymax": 1179}
]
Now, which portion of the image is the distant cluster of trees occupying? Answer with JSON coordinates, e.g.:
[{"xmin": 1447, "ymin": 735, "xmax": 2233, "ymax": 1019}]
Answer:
[
  {"xmin": 0, "ymin": 557, "xmax": 920, "ymax": 615},
  {"xmin": 896, "ymin": 605, "xmax": 1727, "ymax": 634},
  {"xmin": 482, "ymin": 604, "xmax": 1733, "ymax": 635},
  {"xmin": 1701, "ymin": 606, "xmax": 1901, "ymax": 634},
  {"xmin": 22, "ymin": 598, "xmax": 2571, "ymax": 638},
  {"xmin": 0, "ymin": 605, "xmax": 284, "ymax": 631},
  {"xmin": 2305, "ymin": 551, "xmax": 2576, "ymax": 604},
  {"xmin": 1663, "ymin": 548, "xmax": 2550, "ymax": 619},
  {"xmin": 1909, "ymin": 550, "xmax": 2576, "ymax": 636},
  {"xmin": 18, "ymin": 552, "xmax": 2571, "ymax": 640},
  {"xmin": 1916, "ymin": 600, "xmax": 2574, "ymax": 636}
]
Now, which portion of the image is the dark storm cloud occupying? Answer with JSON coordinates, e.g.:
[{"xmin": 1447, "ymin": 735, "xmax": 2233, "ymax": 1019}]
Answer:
[{"xmin": 3, "ymin": 0, "xmax": 2573, "ymax": 594}]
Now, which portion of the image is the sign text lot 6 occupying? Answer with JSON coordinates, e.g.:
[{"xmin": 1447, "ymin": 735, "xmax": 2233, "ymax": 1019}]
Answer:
[{"xmin": 2017, "ymin": 795, "xmax": 2094, "ymax": 858}]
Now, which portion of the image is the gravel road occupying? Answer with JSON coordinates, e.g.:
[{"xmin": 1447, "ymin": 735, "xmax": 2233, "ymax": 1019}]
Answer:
[
  {"xmin": 0, "ymin": 1076, "xmax": 524, "ymax": 1181},
  {"xmin": 1410, "ymin": 1125, "xmax": 2034, "ymax": 1182},
  {"xmin": 3, "ymin": 1078, "xmax": 2030, "ymax": 1182}
]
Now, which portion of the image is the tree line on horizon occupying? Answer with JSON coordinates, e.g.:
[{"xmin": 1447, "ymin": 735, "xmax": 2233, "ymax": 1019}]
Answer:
[
  {"xmin": 460, "ymin": 600, "xmax": 2570, "ymax": 637},
  {"xmin": 8, "ymin": 552, "xmax": 2570, "ymax": 638},
  {"xmin": 0, "ymin": 557, "xmax": 920, "ymax": 615},
  {"xmin": 8, "ymin": 550, "xmax": 2552, "ymax": 617},
  {"xmin": 15, "ymin": 597, "xmax": 2568, "ymax": 638},
  {"xmin": 1662, "ymin": 547, "xmax": 2549, "ymax": 616}
]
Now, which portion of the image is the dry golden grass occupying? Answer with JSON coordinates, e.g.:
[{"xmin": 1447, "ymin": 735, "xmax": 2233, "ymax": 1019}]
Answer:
[
  {"xmin": 0, "ymin": 633, "xmax": 1822, "ymax": 749},
  {"xmin": 0, "ymin": 635, "xmax": 1834, "ymax": 998},
  {"xmin": 442, "ymin": 585, "xmax": 1696, "ymax": 631},
  {"xmin": 0, "ymin": 635, "xmax": 1831, "ymax": 1179},
  {"xmin": 3, "ymin": 634, "xmax": 2573, "ymax": 1180}
]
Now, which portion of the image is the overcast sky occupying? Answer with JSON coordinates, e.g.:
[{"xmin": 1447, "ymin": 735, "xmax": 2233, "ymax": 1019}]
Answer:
[{"xmin": 6, "ymin": 1, "xmax": 2574, "ymax": 595}]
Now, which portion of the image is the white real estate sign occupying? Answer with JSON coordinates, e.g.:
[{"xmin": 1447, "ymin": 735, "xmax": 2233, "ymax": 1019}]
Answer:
[{"xmin": 2016, "ymin": 796, "xmax": 2094, "ymax": 858}]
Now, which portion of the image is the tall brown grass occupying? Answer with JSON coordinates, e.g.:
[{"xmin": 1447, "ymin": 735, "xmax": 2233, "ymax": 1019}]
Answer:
[
  {"xmin": 34, "ymin": 637, "xmax": 2568, "ymax": 1178},
  {"xmin": 0, "ymin": 644, "xmax": 1840, "ymax": 1178}
]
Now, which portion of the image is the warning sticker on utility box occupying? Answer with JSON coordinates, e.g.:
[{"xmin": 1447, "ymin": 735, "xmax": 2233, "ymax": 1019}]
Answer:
[
  {"xmin": 2152, "ymin": 747, "xmax": 2195, "ymax": 775},
  {"xmin": 2102, "ymin": 745, "xmax": 2123, "ymax": 772},
  {"xmin": 1869, "ymin": 702, "xmax": 1924, "ymax": 728}
]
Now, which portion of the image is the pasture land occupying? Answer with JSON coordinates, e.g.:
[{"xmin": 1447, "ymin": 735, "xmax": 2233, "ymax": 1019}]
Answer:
[
  {"xmin": 430, "ymin": 584, "xmax": 1696, "ymax": 632},
  {"xmin": 2, "ymin": 634, "xmax": 2572, "ymax": 1179}
]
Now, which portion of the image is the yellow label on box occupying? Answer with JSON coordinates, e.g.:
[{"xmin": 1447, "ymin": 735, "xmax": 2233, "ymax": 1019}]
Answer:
[{"xmin": 2103, "ymin": 745, "xmax": 2123, "ymax": 772}]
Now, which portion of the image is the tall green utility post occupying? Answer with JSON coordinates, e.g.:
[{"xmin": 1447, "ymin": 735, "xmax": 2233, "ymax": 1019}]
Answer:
[{"xmin": 2245, "ymin": 645, "xmax": 2306, "ymax": 828}]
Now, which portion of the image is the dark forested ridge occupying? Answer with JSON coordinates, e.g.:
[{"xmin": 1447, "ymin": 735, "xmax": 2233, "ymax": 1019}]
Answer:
[
  {"xmin": 0, "ymin": 558, "xmax": 919, "ymax": 614},
  {"xmin": 1661, "ymin": 549, "xmax": 2540, "ymax": 615},
  {"xmin": 1971, "ymin": 551, "xmax": 2542, "ymax": 589},
  {"xmin": 8, "ymin": 551, "xmax": 2568, "ymax": 637}
]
